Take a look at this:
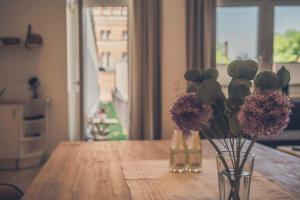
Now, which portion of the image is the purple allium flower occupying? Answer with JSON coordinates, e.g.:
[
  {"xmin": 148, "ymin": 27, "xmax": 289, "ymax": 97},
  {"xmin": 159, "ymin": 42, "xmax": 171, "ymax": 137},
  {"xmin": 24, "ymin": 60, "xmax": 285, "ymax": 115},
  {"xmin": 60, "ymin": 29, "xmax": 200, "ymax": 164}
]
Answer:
[
  {"xmin": 169, "ymin": 93, "xmax": 213, "ymax": 133},
  {"xmin": 238, "ymin": 89, "xmax": 292, "ymax": 139}
]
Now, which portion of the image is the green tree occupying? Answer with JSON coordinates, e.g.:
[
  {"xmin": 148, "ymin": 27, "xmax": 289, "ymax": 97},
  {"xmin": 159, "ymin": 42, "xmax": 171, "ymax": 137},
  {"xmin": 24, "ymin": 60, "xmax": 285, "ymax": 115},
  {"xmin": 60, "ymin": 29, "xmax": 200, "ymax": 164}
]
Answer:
[{"xmin": 274, "ymin": 29, "xmax": 300, "ymax": 63}]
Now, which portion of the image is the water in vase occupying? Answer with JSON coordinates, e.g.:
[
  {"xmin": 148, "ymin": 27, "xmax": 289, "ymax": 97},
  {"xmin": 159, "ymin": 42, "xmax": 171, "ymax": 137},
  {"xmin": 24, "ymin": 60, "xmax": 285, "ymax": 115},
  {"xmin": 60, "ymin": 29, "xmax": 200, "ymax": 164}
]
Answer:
[
  {"xmin": 218, "ymin": 169, "xmax": 251, "ymax": 200},
  {"xmin": 169, "ymin": 148, "xmax": 186, "ymax": 173},
  {"xmin": 187, "ymin": 148, "xmax": 202, "ymax": 172}
]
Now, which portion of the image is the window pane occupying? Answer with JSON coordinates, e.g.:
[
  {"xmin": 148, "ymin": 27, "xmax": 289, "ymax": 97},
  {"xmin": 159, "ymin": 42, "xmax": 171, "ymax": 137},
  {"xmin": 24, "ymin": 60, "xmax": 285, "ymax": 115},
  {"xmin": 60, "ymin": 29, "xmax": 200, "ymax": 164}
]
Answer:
[
  {"xmin": 273, "ymin": 6, "xmax": 300, "ymax": 91},
  {"xmin": 216, "ymin": 7, "xmax": 259, "ymax": 64},
  {"xmin": 273, "ymin": 6, "xmax": 300, "ymax": 63}
]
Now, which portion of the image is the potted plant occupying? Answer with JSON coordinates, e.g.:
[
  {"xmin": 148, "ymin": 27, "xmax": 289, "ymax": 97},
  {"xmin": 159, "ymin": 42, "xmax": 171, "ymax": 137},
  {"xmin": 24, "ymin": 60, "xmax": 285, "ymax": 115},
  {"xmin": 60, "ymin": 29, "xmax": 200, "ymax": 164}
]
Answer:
[
  {"xmin": 28, "ymin": 77, "xmax": 40, "ymax": 99},
  {"xmin": 170, "ymin": 60, "xmax": 292, "ymax": 200}
]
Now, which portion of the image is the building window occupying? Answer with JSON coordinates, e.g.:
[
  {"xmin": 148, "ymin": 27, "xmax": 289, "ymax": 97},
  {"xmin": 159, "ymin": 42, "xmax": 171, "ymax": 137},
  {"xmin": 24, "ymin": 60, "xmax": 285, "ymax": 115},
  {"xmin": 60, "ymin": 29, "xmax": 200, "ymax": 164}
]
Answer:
[
  {"xmin": 122, "ymin": 52, "xmax": 128, "ymax": 61},
  {"xmin": 107, "ymin": 52, "xmax": 111, "ymax": 67},
  {"xmin": 107, "ymin": 30, "xmax": 111, "ymax": 40},
  {"xmin": 100, "ymin": 31, "xmax": 106, "ymax": 40},
  {"xmin": 122, "ymin": 6, "xmax": 128, "ymax": 16},
  {"xmin": 122, "ymin": 31, "xmax": 128, "ymax": 40},
  {"xmin": 101, "ymin": 52, "xmax": 106, "ymax": 67}
]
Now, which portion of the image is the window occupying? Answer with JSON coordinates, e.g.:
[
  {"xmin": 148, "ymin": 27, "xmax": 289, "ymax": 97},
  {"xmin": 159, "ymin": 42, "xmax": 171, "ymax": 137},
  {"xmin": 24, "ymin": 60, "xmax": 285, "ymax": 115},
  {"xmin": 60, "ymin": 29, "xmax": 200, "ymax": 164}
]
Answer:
[
  {"xmin": 112, "ymin": 7, "xmax": 122, "ymax": 16},
  {"xmin": 217, "ymin": 1, "xmax": 300, "ymax": 96},
  {"xmin": 122, "ymin": 30, "xmax": 128, "ymax": 40},
  {"xmin": 122, "ymin": 6, "xmax": 128, "ymax": 16},
  {"xmin": 273, "ymin": 6, "xmax": 300, "ymax": 64},
  {"xmin": 216, "ymin": 7, "xmax": 259, "ymax": 64},
  {"xmin": 273, "ymin": 5, "xmax": 300, "ymax": 91},
  {"xmin": 122, "ymin": 52, "xmax": 128, "ymax": 61},
  {"xmin": 107, "ymin": 52, "xmax": 111, "ymax": 67},
  {"xmin": 100, "ymin": 30, "xmax": 106, "ymax": 40},
  {"xmin": 107, "ymin": 30, "xmax": 111, "ymax": 40},
  {"xmin": 100, "ymin": 52, "xmax": 105, "ymax": 67}
]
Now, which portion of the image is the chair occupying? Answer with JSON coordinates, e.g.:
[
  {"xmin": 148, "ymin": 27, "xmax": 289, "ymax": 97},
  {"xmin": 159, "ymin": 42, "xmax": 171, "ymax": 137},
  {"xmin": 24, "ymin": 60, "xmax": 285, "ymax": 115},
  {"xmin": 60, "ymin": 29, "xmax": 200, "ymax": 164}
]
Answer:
[{"xmin": 0, "ymin": 183, "xmax": 24, "ymax": 200}]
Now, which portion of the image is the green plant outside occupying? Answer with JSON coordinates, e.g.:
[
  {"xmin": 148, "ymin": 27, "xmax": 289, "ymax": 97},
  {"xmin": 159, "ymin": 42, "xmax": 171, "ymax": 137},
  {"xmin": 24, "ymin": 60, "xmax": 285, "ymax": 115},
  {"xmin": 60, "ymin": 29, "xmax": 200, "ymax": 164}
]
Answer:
[
  {"xmin": 217, "ymin": 29, "xmax": 300, "ymax": 64},
  {"xmin": 99, "ymin": 103, "xmax": 127, "ymax": 140}
]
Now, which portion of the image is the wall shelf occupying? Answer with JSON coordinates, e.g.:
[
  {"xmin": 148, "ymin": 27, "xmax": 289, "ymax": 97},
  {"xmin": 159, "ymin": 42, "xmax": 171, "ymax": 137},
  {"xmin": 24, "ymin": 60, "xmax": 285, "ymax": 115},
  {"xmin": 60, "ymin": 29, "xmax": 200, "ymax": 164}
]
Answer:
[{"xmin": 0, "ymin": 24, "xmax": 43, "ymax": 49}]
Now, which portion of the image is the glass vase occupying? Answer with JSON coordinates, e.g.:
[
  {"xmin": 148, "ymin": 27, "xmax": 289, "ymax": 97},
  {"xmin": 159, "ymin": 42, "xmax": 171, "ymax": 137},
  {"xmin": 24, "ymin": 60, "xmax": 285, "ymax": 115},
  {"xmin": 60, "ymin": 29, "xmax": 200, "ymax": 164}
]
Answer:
[
  {"xmin": 187, "ymin": 130, "xmax": 202, "ymax": 172},
  {"xmin": 169, "ymin": 129, "xmax": 187, "ymax": 173},
  {"xmin": 216, "ymin": 151, "xmax": 255, "ymax": 200}
]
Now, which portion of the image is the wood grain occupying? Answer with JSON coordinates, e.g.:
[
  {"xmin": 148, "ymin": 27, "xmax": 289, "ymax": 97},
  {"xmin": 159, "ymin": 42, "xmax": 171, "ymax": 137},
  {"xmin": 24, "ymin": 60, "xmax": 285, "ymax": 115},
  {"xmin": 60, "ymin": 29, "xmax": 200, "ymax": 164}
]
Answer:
[{"xmin": 22, "ymin": 140, "xmax": 300, "ymax": 200}]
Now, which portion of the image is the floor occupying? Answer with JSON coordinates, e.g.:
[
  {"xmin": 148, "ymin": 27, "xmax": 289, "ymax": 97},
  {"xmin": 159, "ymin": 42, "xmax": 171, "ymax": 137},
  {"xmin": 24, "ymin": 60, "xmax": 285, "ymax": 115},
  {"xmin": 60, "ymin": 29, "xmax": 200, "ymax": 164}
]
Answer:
[{"xmin": 0, "ymin": 165, "xmax": 42, "ymax": 193}]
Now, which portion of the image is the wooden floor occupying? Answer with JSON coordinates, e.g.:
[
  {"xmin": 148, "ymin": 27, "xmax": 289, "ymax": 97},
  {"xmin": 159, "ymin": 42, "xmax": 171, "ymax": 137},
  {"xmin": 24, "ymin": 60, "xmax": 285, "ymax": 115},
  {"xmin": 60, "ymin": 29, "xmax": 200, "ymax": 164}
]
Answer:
[{"xmin": 0, "ymin": 165, "xmax": 42, "ymax": 193}]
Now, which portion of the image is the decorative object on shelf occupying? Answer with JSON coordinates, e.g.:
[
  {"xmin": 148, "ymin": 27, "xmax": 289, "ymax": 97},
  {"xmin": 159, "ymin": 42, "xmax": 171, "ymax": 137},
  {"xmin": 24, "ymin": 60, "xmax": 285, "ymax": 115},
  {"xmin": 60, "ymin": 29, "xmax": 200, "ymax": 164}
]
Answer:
[
  {"xmin": 169, "ymin": 129, "xmax": 187, "ymax": 173},
  {"xmin": 173, "ymin": 60, "xmax": 292, "ymax": 200},
  {"xmin": 0, "ymin": 37, "xmax": 21, "ymax": 46},
  {"xmin": 28, "ymin": 77, "xmax": 40, "ymax": 99},
  {"xmin": 24, "ymin": 24, "xmax": 43, "ymax": 48},
  {"xmin": 187, "ymin": 130, "xmax": 202, "ymax": 172}
]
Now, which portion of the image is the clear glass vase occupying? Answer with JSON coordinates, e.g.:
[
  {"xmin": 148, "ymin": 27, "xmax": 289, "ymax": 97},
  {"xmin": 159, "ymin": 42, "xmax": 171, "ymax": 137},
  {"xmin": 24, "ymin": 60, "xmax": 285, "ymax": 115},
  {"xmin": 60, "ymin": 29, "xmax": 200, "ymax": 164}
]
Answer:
[
  {"xmin": 187, "ymin": 130, "xmax": 202, "ymax": 172},
  {"xmin": 169, "ymin": 129, "xmax": 187, "ymax": 173},
  {"xmin": 216, "ymin": 151, "xmax": 255, "ymax": 200}
]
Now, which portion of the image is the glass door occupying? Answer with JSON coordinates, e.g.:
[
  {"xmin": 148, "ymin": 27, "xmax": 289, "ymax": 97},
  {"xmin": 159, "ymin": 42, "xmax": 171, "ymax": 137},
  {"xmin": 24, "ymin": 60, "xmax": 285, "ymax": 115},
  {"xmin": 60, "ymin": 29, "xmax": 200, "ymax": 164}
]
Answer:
[{"xmin": 81, "ymin": 0, "xmax": 130, "ymax": 141}]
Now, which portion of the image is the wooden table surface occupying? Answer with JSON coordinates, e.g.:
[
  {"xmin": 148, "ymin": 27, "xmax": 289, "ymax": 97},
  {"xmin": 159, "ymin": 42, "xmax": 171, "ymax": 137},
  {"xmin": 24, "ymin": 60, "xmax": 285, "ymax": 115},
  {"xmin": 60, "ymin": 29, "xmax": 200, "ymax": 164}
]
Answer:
[{"xmin": 23, "ymin": 140, "xmax": 300, "ymax": 200}]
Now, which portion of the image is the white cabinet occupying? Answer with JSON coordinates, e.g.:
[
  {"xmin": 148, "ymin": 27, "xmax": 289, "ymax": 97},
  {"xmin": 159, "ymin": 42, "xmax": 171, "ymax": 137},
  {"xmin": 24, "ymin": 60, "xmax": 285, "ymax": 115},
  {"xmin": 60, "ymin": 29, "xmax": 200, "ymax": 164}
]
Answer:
[
  {"xmin": 0, "ymin": 105, "xmax": 20, "ymax": 159},
  {"xmin": 0, "ymin": 100, "xmax": 49, "ymax": 169}
]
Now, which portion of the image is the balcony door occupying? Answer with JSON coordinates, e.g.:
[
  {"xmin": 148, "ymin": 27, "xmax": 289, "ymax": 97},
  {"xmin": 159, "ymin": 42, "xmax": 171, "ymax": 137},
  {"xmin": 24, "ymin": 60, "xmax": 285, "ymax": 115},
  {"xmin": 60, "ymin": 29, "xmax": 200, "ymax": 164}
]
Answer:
[{"xmin": 80, "ymin": 0, "xmax": 130, "ymax": 140}]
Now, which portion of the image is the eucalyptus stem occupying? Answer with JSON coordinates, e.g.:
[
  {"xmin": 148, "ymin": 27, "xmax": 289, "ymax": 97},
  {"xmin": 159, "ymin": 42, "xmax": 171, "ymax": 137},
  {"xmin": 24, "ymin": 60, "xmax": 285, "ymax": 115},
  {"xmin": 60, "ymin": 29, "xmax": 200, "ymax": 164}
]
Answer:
[
  {"xmin": 202, "ymin": 130, "xmax": 239, "ymax": 200},
  {"xmin": 214, "ymin": 105, "xmax": 236, "ymax": 166}
]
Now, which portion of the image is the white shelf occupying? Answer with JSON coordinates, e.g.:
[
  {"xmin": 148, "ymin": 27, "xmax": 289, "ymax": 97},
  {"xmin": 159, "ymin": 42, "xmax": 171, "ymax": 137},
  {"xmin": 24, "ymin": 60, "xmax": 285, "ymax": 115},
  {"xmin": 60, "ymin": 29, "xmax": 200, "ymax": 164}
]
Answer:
[
  {"xmin": 22, "ymin": 118, "xmax": 45, "ymax": 124},
  {"xmin": 0, "ymin": 99, "xmax": 49, "ymax": 169},
  {"xmin": 20, "ymin": 135, "xmax": 44, "ymax": 142},
  {"xmin": 20, "ymin": 151, "xmax": 44, "ymax": 159}
]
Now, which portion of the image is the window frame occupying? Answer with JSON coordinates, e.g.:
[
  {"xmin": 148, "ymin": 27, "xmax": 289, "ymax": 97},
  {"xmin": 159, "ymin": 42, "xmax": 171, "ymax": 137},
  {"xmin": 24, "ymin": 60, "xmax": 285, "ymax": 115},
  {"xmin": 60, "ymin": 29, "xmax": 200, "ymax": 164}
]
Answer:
[{"xmin": 217, "ymin": 0, "xmax": 300, "ymax": 70}]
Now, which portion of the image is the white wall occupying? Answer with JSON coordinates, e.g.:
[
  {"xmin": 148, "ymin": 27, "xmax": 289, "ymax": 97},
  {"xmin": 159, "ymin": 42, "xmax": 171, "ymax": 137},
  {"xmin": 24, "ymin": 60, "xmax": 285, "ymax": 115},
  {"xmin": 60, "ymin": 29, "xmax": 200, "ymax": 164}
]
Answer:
[
  {"xmin": 161, "ymin": 0, "xmax": 187, "ymax": 139},
  {"xmin": 0, "ymin": 0, "xmax": 69, "ymax": 152}
]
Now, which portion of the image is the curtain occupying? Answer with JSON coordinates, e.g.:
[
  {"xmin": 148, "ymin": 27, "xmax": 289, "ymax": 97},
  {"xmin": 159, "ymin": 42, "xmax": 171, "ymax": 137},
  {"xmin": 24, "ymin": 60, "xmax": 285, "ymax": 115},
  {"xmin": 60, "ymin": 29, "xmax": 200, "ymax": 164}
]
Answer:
[
  {"xmin": 129, "ymin": 0, "xmax": 162, "ymax": 140},
  {"xmin": 186, "ymin": 0, "xmax": 217, "ymax": 70},
  {"xmin": 66, "ymin": 0, "xmax": 81, "ymax": 141}
]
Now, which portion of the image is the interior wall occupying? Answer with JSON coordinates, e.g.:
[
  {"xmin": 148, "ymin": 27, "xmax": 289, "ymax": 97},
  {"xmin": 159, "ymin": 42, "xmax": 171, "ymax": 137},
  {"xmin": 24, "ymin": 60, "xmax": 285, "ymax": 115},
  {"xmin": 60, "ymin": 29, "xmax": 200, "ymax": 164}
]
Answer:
[
  {"xmin": 0, "ymin": 0, "xmax": 68, "ymax": 152},
  {"xmin": 161, "ymin": 0, "xmax": 187, "ymax": 139}
]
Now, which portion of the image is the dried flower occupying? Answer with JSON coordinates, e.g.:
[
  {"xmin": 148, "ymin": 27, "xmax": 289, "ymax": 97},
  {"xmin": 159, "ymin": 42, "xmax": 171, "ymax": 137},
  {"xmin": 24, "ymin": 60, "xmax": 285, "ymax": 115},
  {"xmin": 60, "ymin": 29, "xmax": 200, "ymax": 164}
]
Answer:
[
  {"xmin": 238, "ymin": 89, "xmax": 292, "ymax": 139},
  {"xmin": 169, "ymin": 93, "xmax": 213, "ymax": 133}
]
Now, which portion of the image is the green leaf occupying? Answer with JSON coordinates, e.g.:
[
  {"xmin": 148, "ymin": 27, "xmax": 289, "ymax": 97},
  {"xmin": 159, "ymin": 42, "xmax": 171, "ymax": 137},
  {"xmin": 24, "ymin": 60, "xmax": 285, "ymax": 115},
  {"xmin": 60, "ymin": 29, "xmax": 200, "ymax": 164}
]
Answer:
[
  {"xmin": 184, "ymin": 70, "xmax": 203, "ymax": 82},
  {"xmin": 228, "ymin": 79, "xmax": 251, "ymax": 100},
  {"xmin": 254, "ymin": 71, "xmax": 281, "ymax": 91},
  {"xmin": 227, "ymin": 60, "xmax": 258, "ymax": 80},
  {"xmin": 228, "ymin": 114, "xmax": 242, "ymax": 136},
  {"xmin": 204, "ymin": 68, "xmax": 219, "ymax": 80},
  {"xmin": 277, "ymin": 66, "xmax": 290, "ymax": 88},
  {"xmin": 210, "ymin": 115, "xmax": 226, "ymax": 138},
  {"xmin": 215, "ymin": 94, "xmax": 226, "ymax": 113},
  {"xmin": 186, "ymin": 83, "xmax": 199, "ymax": 93},
  {"xmin": 196, "ymin": 79, "xmax": 222, "ymax": 105}
]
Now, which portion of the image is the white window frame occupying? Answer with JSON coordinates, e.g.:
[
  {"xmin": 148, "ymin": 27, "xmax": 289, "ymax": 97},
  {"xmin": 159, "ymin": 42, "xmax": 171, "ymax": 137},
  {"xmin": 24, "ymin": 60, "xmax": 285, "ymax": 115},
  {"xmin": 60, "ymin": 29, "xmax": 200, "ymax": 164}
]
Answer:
[{"xmin": 217, "ymin": 0, "xmax": 300, "ymax": 70}]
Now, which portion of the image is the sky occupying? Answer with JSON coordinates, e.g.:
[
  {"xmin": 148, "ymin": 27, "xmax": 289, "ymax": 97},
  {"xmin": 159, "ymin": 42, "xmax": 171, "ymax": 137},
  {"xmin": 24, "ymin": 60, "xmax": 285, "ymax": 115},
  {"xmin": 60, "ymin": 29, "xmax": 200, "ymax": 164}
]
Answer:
[{"xmin": 217, "ymin": 6, "xmax": 300, "ymax": 61}]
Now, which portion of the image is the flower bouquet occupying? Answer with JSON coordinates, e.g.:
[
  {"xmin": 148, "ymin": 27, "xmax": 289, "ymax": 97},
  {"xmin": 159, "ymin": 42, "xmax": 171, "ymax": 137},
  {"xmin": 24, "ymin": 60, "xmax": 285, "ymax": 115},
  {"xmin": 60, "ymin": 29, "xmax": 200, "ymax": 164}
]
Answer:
[{"xmin": 170, "ymin": 60, "xmax": 292, "ymax": 200}]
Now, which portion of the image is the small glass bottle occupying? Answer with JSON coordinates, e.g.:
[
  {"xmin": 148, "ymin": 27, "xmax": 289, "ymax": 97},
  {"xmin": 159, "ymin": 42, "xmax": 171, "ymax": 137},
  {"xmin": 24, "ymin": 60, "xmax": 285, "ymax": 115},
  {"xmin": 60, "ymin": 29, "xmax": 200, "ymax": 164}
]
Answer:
[
  {"xmin": 169, "ymin": 129, "xmax": 187, "ymax": 173},
  {"xmin": 187, "ymin": 130, "xmax": 202, "ymax": 172}
]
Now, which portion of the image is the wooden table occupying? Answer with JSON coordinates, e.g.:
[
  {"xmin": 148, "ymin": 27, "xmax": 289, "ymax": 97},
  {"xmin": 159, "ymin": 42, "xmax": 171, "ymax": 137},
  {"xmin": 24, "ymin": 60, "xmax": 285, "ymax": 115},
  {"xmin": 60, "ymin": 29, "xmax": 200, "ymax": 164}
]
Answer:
[
  {"xmin": 23, "ymin": 140, "xmax": 300, "ymax": 200},
  {"xmin": 278, "ymin": 146, "xmax": 300, "ymax": 158}
]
